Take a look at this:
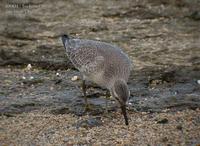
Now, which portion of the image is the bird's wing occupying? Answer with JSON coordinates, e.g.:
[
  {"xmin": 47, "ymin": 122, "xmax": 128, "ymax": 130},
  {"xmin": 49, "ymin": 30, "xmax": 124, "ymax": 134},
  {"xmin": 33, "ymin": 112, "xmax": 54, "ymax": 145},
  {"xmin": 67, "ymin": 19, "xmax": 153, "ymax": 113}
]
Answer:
[{"xmin": 68, "ymin": 45, "xmax": 104, "ymax": 74}]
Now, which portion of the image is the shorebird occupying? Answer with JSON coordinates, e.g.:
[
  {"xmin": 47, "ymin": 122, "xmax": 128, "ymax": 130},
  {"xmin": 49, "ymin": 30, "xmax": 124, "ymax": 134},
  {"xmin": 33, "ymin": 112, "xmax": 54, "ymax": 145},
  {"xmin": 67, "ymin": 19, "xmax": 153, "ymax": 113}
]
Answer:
[{"xmin": 61, "ymin": 35, "xmax": 131, "ymax": 125}]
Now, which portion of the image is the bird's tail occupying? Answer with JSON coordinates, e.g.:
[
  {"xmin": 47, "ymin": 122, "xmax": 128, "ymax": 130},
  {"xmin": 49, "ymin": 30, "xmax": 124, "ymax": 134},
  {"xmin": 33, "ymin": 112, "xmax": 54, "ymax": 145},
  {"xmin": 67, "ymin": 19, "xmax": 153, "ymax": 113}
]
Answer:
[
  {"xmin": 61, "ymin": 34, "xmax": 70, "ymax": 50},
  {"xmin": 61, "ymin": 34, "xmax": 76, "ymax": 55}
]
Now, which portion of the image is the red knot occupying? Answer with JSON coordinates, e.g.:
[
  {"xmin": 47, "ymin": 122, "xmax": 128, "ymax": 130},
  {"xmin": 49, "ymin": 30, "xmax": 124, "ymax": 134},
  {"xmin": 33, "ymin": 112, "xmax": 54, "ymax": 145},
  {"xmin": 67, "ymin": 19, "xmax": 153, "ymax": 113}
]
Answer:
[{"xmin": 62, "ymin": 34, "xmax": 132, "ymax": 125}]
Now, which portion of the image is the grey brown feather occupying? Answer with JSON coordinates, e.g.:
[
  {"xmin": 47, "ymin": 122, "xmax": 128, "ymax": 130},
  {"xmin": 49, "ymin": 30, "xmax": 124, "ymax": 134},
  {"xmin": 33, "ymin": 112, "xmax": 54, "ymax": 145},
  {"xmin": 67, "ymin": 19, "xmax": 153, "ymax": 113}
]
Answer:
[
  {"xmin": 61, "ymin": 35, "xmax": 131, "ymax": 125},
  {"xmin": 62, "ymin": 36, "xmax": 131, "ymax": 89}
]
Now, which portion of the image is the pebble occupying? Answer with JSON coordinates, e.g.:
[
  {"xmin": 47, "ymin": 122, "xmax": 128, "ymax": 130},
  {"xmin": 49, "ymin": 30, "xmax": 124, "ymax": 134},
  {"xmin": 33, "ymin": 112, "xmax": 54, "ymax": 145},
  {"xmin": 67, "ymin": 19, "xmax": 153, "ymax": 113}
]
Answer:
[
  {"xmin": 128, "ymin": 102, "xmax": 132, "ymax": 105},
  {"xmin": 75, "ymin": 117, "xmax": 102, "ymax": 128},
  {"xmin": 30, "ymin": 76, "xmax": 34, "ymax": 80},
  {"xmin": 95, "ymin": 37, "xmax": 101, "ymax": 40},
  {"xmin": 157, "ymin": 118, "xmax": 169, "ymax": 124},
  {"xmin": 56, "ymin": 72, "xmax": 60, "ymax": 76},
  {"xmin": 71, "ymin": 76, "xmax": 79, "ymax": 81},
  {"xmin": 197, "ymin": 80, "xmax": 200, "ymax": 85},
  {"xmin": 26, "ymin": 64, "xmax": 32, "ymax": 71}
]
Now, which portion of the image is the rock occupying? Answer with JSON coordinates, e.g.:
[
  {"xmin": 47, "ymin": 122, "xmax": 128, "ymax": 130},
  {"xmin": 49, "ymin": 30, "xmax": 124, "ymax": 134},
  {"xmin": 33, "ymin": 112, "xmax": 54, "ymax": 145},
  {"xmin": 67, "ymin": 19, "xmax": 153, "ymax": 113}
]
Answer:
[
  {"xmin": 71, "ymin": 76, "xmax": 79, "ymax": 81},
  {"xmin": 56, "ymin": 72, "xmax": 60, "ymax": 76},
  {"xmin": 190, "ymin": 11, "xmax": 200, "ymax": 21},
  {"xmin": 75, "ymin": 116, "xmax": 103, "ymax": 128},
  {"xmin": 176, "ymin": 125, "xmax": 183, "ymax": 130},
  {"xmin": 22, "ymin": 76, "xmax": 26, "ymax": 80},
  {"xmin": 30, "ymin": 76, "xmax": 34, "ymax": 80},
  {"xmin": 51, "ymin": 107, "xmax": 70, "ymax": 115},
  {"xmin": 157, "ymin": 118, "xmax": 169, "ymax": 124},
  {"xmin": 25, "ymin": 64, "xmax": 32, "ymax": 71}
]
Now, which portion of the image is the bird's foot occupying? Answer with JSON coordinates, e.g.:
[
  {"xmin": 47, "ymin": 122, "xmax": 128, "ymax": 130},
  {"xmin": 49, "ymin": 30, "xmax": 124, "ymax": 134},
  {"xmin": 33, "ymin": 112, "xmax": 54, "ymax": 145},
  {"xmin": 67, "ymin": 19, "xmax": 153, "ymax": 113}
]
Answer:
[
  {"xmin": 84, "ymin": 104, "xmax": 92, "ymax": 112},
  {"xmin": 104, "ymin": 106, "xmax": 109, "ymax": 114}
]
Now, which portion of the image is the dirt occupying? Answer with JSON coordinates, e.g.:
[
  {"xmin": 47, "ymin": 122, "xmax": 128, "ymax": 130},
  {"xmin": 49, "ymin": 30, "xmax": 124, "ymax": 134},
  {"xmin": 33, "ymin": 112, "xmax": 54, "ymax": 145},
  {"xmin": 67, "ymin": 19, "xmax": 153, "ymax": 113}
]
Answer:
[
  {"xmin": 0, "ymin": 0, "xmax": 200, "ymax": 145},
  {"xmin": 0, "ymin": 110, "xmax": 200, "ymax": 145}
]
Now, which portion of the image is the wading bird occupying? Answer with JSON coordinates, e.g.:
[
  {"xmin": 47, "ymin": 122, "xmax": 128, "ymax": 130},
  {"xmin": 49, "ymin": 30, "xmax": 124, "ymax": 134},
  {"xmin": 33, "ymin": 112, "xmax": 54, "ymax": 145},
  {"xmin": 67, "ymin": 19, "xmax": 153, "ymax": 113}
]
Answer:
[{"xmin": 61, "ymin": 35, "xmax": 131, "ymax": 125}]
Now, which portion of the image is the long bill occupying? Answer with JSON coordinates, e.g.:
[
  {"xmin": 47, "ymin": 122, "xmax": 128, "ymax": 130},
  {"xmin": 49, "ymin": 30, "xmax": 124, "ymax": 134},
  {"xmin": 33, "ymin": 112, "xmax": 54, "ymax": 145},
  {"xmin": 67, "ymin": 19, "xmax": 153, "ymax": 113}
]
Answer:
[{"xmin": 121, "ymin": 105, "xmax": 129, "ymax": 125}]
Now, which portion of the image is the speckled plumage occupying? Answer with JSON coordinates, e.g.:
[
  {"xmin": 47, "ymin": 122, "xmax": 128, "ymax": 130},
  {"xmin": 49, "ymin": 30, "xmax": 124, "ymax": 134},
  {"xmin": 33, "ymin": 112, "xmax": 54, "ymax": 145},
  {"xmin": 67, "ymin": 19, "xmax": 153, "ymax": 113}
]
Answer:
[
  {"xmin": 61, "ymin": 35, "xmax": 131, "ymax": 125},
  {"xmin": 62, "ymin": 36, "xmax": 131, "ymax": 90}
]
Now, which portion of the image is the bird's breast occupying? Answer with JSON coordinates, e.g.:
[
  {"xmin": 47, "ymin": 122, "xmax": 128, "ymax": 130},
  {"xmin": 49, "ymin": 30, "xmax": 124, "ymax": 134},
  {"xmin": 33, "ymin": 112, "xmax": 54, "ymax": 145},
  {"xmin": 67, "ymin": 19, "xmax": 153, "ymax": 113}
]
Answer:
[{"xmin": 84, "ymin": 70, "xmax": 109, "ymax": 88}]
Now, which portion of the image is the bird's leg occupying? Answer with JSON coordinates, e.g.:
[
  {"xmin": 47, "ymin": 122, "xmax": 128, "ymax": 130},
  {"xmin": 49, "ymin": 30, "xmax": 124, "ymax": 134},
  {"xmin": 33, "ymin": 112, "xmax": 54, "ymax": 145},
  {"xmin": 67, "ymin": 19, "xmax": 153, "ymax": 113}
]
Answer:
[
  {"xmin": 82, "ymin": 80, "xmax": 90, "ymax": 111},
  {"xmin": 105, "ymin": 90, "xmax": 110, "ymax": 113}
]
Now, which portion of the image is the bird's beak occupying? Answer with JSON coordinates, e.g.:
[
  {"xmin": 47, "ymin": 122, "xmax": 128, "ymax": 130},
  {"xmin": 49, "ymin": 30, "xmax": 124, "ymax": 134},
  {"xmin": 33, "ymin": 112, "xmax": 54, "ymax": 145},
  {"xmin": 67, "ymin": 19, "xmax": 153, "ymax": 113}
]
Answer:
[{"xmin": 120, "ymin": 105, "xmax": 129, "ymax": 125}]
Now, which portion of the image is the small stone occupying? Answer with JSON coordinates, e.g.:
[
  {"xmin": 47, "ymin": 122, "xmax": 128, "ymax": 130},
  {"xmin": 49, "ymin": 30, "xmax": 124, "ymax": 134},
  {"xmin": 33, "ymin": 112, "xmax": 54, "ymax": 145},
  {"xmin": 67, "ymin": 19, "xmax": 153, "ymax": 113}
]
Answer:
[
  {"xmin": 162, "ymin": 137, "xmax": 168, "ymax": 142},
  {"xmin": 128, "ymin": 102, "xmax": 132, "ymax": 105},
  {"xmin": 75, "ymin": 117, "xmax": 102, "ymax": 128},
  {"xmin": 63, "ymin": 137, "xmax": 69, "ymax": 142},
  {"xmin": 176, "ymin": 125, "xmax": 183, "ymax": 130},
  {"xmin": 190, "ymin": 11, "xmax": 200, "ymax": 21},
  {"xmin": 71, "ymin": 76, "xmax": 79, "ymax": 81},
  {"xmin": 197, "ymin": 80, "xmax": 200, "ymax": 85},
  {"xmin": 157, "ymin": 118, "xmax": 169, "ymax": 124},
  {"xmin": 162, "ymin": 109, "xmax": 170, "ymax": 112},
  {"xmin": 95, "ymin": 37, "xmax": 101, "ymax": 40},
  {"xmin": 26, "ymin": 64, "xmax": 32, "ymax": 71},
  {"xmin": 56, "ymin": 72, "xmax": 60, "ymax": 76},
  {"xmin": 22, "ymin": 76, "xmax": 26, "ymax": 80},
  {"xmin": 30, "ymin": 76, "xmax": 34, "ymax": 80}
]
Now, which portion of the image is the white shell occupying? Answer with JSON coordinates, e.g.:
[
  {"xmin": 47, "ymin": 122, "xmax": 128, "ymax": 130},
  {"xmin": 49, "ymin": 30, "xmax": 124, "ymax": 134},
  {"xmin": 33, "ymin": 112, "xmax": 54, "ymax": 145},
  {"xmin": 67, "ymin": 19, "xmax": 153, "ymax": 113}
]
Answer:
[{"xmin": 71, "ymin": 76, "xmax": 79, "ymax": 81}]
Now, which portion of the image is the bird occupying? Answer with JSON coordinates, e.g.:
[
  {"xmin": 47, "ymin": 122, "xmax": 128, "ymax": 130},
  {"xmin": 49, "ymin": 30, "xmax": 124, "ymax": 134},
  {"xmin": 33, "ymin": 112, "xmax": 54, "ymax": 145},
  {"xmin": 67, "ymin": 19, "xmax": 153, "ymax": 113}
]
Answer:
[{"xmin": 61, "ymin": 34, "xmax": 131, "ymax": 125}]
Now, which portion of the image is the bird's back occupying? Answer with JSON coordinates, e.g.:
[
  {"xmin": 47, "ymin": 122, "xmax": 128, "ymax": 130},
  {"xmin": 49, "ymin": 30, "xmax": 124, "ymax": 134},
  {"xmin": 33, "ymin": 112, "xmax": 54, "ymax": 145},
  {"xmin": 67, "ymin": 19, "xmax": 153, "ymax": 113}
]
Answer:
[{"xmin": 62, "ymin": 36, "xmax": 131, "ymax": 89}]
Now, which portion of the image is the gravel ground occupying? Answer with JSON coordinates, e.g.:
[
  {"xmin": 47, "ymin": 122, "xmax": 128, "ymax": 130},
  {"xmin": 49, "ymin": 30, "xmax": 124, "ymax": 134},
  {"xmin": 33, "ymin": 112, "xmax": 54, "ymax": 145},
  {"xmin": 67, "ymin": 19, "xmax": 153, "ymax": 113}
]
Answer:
[{"xmin": 0, "ymin": 109, "xmax": 200, "ymax": 145}]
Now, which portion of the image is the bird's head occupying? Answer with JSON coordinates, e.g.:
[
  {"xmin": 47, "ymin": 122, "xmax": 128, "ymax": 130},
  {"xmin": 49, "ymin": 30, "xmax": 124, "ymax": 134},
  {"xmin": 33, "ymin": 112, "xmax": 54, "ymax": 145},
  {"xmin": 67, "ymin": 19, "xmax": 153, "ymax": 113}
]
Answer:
[{"xmin": 111, "ymin": 79, "xmax": 130, "ymax": 125}]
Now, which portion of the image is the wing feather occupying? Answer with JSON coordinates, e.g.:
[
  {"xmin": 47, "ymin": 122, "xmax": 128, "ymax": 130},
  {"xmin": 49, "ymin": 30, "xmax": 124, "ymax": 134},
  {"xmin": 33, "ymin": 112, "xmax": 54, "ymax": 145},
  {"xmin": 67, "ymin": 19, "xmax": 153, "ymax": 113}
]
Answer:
[{"xmin": 69, "ymin": 45, "xmax": 104, "ymax": 74}]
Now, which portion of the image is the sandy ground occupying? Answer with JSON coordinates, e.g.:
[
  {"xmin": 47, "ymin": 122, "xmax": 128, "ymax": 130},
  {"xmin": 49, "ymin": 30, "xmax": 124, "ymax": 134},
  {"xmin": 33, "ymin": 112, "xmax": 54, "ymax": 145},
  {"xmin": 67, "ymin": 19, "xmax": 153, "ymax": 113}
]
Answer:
[{"xmin": 0, "ymin": 109, "xmax": 200, "ymax": 145}]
